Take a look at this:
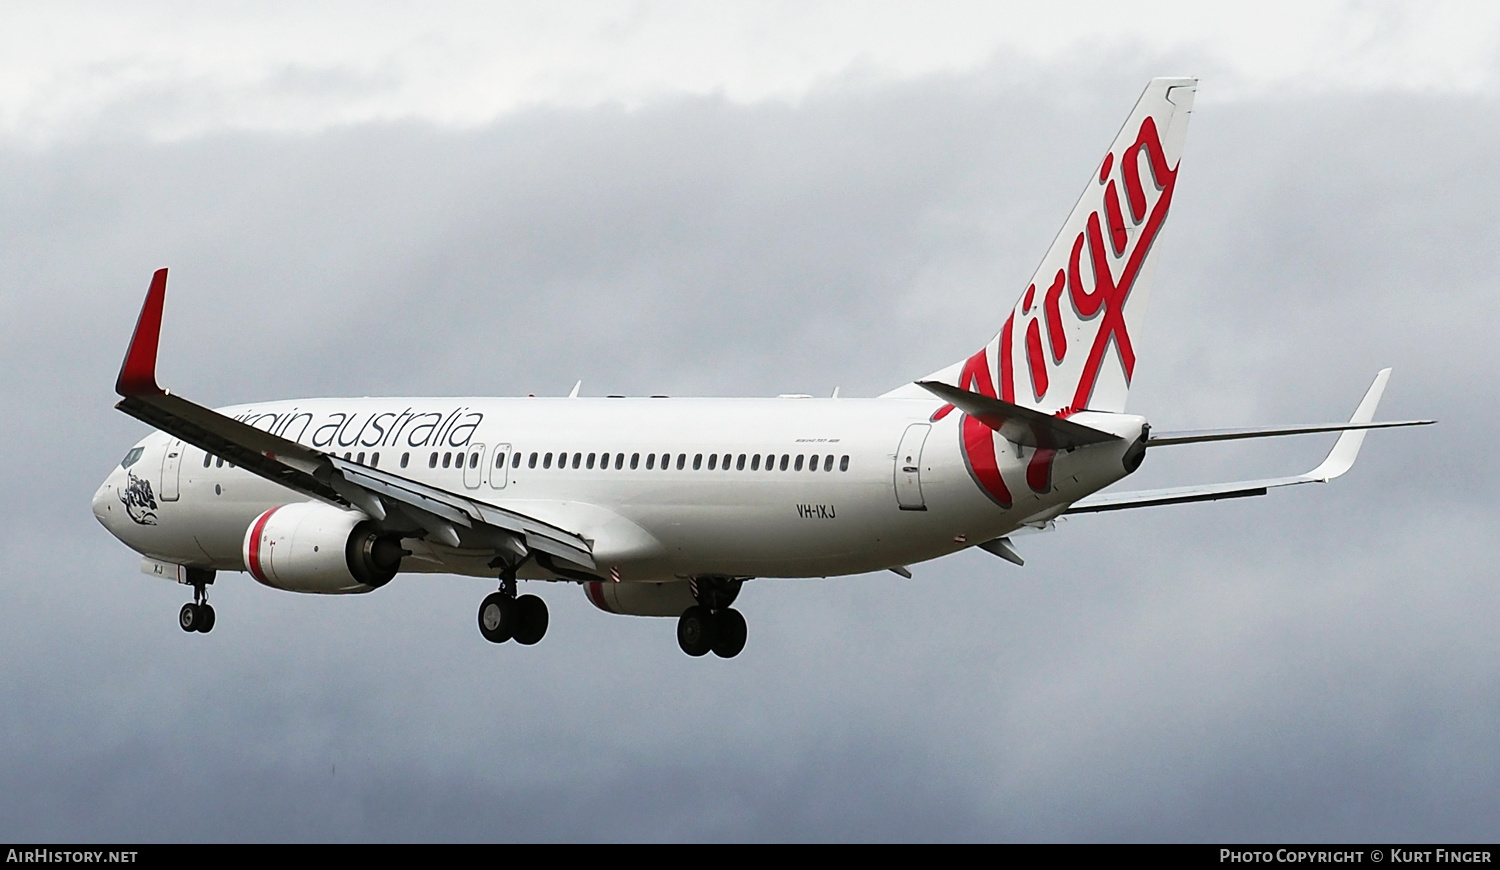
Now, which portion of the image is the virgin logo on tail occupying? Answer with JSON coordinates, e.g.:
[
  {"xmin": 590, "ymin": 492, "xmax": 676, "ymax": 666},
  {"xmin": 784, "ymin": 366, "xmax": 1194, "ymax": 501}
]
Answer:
[{"xmin": 931, "ymin": 79, "xmax": 1194, "ymax": 507}]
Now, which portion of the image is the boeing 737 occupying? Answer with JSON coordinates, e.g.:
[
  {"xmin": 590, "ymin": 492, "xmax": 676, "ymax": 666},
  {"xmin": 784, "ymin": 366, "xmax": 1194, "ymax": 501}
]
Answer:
[{"xmin": 92, "ymin": 78, "xmax": 1431, "ymax": 658}]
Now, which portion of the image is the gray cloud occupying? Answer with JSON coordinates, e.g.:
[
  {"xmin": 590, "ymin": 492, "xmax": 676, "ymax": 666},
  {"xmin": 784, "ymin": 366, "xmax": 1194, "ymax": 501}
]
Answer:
[{"xmin": 0, "ymin": 66, "xmax": 1494, "ymax": 841}]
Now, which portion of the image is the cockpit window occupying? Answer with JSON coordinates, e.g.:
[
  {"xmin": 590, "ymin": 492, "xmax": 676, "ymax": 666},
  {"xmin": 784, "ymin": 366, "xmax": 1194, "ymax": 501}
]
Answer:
[{"xmin": 120, "ymin": 447, "xmax": 144, "ymax": 469}]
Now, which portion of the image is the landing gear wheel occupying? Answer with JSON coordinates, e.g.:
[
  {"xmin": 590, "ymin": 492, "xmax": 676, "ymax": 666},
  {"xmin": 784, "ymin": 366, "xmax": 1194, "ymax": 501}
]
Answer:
[
  {"xmin": 711, "ymin": 608, "xmax": 746, "ymax": 658},
  {"xmin": 179, "ymin": 603, "xmax": 200, "ymax": 633},
  {"xmin": 512, "ymin": 595, "xmax": 549, "ymax": 645},
  {"xmin": 478, "ymin": 592, "xmax": 515, "ymax": 644},
  {"xmin": 677, "ymin": 606, "xmax": 716, "ymax": 657},
  {"xmin": 196, "ymin": 604, "xmax": 216, "ymax": 634}
]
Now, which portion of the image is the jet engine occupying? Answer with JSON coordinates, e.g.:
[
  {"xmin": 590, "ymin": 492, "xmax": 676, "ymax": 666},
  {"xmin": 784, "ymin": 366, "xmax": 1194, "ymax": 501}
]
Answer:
[
  {"xmin": 583, "ymin": 580, "xmax": 698, "ymax": 617},
  {"xmin": 242, "ymin": 502, "xmax": 405, "ymax": 594}
]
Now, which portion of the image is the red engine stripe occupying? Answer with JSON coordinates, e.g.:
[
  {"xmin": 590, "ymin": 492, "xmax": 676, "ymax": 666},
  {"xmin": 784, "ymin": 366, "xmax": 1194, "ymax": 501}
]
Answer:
[{"xmin": 246, "ymin": 506, "xmax": 281, "ymax": 587}]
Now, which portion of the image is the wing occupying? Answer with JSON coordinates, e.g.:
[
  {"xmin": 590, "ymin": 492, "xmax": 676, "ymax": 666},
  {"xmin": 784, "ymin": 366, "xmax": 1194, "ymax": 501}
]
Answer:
[
  {"xmin": 113, "ymin": 269, "xmax": 597, "ymax": 571},
  {"xmin": 1067, "ymin": 368, "xmax": 1432, "ymax": 514}
]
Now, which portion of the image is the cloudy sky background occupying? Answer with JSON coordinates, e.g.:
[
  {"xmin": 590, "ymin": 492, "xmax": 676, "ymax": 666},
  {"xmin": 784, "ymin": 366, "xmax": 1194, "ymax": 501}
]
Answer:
[{"xmin": 2, "ymin": 1, "xmax": 1497, "ymax": 841}]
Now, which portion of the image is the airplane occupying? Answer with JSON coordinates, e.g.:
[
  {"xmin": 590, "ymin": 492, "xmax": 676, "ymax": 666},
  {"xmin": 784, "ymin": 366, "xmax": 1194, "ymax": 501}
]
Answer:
[{"xmin": 91, "ymin": 78, "xmax": 1431, "ymax": 658}]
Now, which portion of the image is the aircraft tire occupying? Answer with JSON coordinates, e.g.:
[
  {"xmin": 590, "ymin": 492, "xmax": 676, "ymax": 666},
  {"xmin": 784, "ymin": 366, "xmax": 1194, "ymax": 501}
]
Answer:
[
  {"xmin": 196, "ymin": 604, "xmax": 216, "ymax": 634},
  {"xmin": 513, "ymin": 595, "xmax": 548, "ymax": 646},
  {"xmin": 677, "ymin": 606, "xmax": 715, "ymax": 657},
  {"xmin": 711, "ymin": 609, "xmax": 746, "ymax": 658},
  {"xmin": 478, "ymin": 592, "xmax": 515, "ymax": 644},
  {"xmin": 179, "ymin": 603, "xmax": 200, "ymax": 633}
]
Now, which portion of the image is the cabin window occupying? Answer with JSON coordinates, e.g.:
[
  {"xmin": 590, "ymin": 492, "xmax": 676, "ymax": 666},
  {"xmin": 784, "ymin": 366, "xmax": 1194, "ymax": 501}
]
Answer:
[
  {"xmin": 202, "ymin": 454, "xmax": 211, "ymax": 468},
  {"xmin": 708, "ymin": 454, "xmax": 717, "ymax": 471},
  {"xmin": 824, "ymin": 455, "xmax": 834, "ymax": 472},
  {"xmin": 528, "ymin": 452, "xmax": 538, "ymax": 469},
  {"xmin": 751, "ymin": 454, "xmax": 761, "ymax": 471},
  {"xmin": 543, "ymin": 452, "xmax": 553, "ymax": 469},
  {"xmin": 401, "ymin": 452, "xmax": 410, "ymax": 468},
  {"xmin": 429, "ymin": 453, "xmax": 438, "ymax": 469},
  {"xmin": 570, "ymin": 452, "xmax": 580, "ymax": 469},
  {"xmin": 840, "ymin": 455, "xmax": 849, "ymax": 472},
  {"xmin": 615, "ymin": 454, "xmax": 625, "ymax": 470},
  {"xmin": 586, "ymin": 453, "xmax": 596, "ymax": 470},
  {"xmin": 120, "ymin": 447, "xmax": 144, "ymax": 469},
  {"xmin": 513, "ymin": 452, "xmax": 523, "ymax": 469},
  {"xmin": 646, "ymin": 454, "xmax": 656, "ymax": 470},
  {"xmin": 736, "ymin": 454, "xmax": 746, "ymax": 470},
  {"xmin": 356, "ymin": 451, "xmax": 365, "ymax": 465},
  {"xmin": 372, "ymin": 452, "xmax": 381, "ymax": 468},
  {"xmin": 495, "ymin": 452, "xmax": 506, "ymax": 469},
  {"xmin": 630, "ymin": 453, "xmax": 639, "ymax": 470},
  {"xmin": 794, "ymin": 455, "xmax": 804, "ymax": 471},
  {"xmin": 676, "ymin": 454, "xmax": 685, "ymax": 470},
  {"xmin": 470, "ymin": 452, "xmax": 480, "ymax": 469},
  {"xmin": 442, "ymin": 452, "xmax": 452, "ymax": 468},
  {"xmin": 689, "ymin": 453, "xmax": 700, "ymax": 470},
  {"xmin": 779, "ymin": 455, "xmax": 789, "ymax": 471}
]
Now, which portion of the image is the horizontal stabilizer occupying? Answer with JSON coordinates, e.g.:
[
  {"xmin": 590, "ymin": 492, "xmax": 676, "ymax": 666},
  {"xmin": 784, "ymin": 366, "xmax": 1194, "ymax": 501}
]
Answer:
[
  {"xmin": 916, "ymin": 380, "xmax": 1120, "ymax": 450},
  {"xmin": 1067, "ymin": 368, "xmax": 1424, "ymax": 514},
  {"xmin": 1149, "ymin": 419, "xmax": 1432, "ymax": 447}
]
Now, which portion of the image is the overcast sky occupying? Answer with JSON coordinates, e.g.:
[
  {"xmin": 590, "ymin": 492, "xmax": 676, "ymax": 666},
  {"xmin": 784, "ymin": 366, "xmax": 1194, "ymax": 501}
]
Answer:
[{"xmin": 2, "ymin": 2, "xmax": 1497, "ymax": 842}]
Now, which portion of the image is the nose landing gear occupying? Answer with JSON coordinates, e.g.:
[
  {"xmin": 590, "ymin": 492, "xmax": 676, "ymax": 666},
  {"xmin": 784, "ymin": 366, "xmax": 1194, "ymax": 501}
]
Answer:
[{"xmin": 178, "ymin": 569, "xmax": 216, "ymax": 634}]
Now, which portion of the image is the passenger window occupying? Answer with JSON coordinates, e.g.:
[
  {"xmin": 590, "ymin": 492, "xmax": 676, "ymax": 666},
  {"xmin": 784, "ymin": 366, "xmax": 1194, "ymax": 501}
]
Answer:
[
  {"xmin": 693, "ymin": 454, "xmax": 703, "ymax": 470},
  {"xmin": 344, "ymin": 452, "xmax": 352, "ymax": 461},
  {"xmin": 779, "ymin": 455, "xmax": 789, "ymax": 471},
  {"xmin": 824, "ymin": 455, "xmax": 834, "ymax": 472},
  {"xmin": 495, "ymin": 452, "xmax": 506, "ymax": 469},
  {"xmin": 470, "ymin": 452, "xmax": 480, "ymax": 469},
  {"xmin": 356, "ymin": 451, "xmax": 365, "ymax": 465},
  {"xmin": 615, "ymin": 454, "xmax": 625, "ymax": 470},
  {"xmin": 543, "ymin": 453, "xmax": 553, "ymax": 469},
  {"xmin": 840, "ymin": 455, "xmax": 849, "ymax": 472},
  {"xmin": 372, "ymin": 452, "xmax": 380, "ymax": 467},
  {"xmin": 708, "ymin": 454, "xmax": 717, "ymax": 471},
  {"xmin": 528, "ymin": 452, "xmax": 538, "ymax": 469},
  {"xmin": 676, "ymin": 454, "xmax": 685, "ymax": 470},
  {"xmin": 646, "ymin": 454, "xmax": 655, "ymax": 470},
  {"xmin": 401, "ymin": 452, "xmax": 410, "ymax": 469},
  {"xmin": 202, "ymin": 454, "xmax": 211, "ymax": 468},
  {"xmin": 751, "ymin": 455, "xmax": 761, "ymax": 471},
  {"xmin": 429, "ymin": 453, "xmax": 438, "ymax": 468},
  {"xmin": 216, "ymin": 457, "xmax": 225, "ymax": 468},
  {"xmin": 586, "ymin": 453, "xmax": 596, "ymax": 470},
  {"xmin": 736, "ymin": 454, "xmax": 746, "ymax": 470},
  {"xmin": 795, "ymin": 455, "xmax": 804, "ymax": 471},
  {"xmin": 442, "ymin": 452, "xmax": 451, "ymax": 468},
  {"xmin": 513, "ymin": 453, "xmax": 523, "ymax": 469}
]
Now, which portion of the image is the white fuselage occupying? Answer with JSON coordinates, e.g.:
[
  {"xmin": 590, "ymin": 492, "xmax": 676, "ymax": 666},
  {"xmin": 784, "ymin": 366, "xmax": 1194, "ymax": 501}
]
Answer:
[{"xmin": 93, "ymin": 395, "xmax": 1147, "ymax": 586}]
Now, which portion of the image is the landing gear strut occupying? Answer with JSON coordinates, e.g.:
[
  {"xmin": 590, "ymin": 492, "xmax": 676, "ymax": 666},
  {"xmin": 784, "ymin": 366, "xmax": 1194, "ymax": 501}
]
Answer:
[
  {"xmin": 178, "ymin": 568, "xmax": 216, "ymax": 634},
  {"xmin": 477, "ymin": 570, "xmax": 548, "ymax": 646},
  {"xmin": 677, "ymin": 577, "xmax": 747, "ymax": 658}
]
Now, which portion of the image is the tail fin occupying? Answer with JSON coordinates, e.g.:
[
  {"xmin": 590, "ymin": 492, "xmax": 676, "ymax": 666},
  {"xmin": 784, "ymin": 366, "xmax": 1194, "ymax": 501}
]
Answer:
[{"xmin": 900, "ymin": 77, "xmax": 1196, "ymax": 413}]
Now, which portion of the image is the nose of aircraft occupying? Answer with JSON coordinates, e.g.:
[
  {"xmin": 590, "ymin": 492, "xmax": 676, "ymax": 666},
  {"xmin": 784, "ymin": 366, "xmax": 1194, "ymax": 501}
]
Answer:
[{"xmin": 92, "ymin": 473, "xmax": 118, "ymax": 529}]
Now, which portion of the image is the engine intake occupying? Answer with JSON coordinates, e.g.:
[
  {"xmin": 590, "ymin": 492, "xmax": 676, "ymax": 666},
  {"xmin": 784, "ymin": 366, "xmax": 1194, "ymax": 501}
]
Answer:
[{"xmin": 242, "ymin": 502, "xmax": 405, "ymax": 594}]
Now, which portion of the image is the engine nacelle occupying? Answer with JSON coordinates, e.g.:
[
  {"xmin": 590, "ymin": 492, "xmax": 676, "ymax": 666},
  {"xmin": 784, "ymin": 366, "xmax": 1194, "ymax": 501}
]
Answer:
[
  {"xmin": 242, "ymin": 502, "xmax": 404, "ymax": 594},
  {"xmin": 583, "ymin": 580, "xmax": 697, "ymax": 617}
]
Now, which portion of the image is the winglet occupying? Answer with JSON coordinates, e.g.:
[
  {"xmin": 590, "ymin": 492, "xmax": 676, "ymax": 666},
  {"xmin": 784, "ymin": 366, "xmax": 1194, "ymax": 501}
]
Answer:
[
  {"xmin": 115, "ymin": 268, "xmax": 168, "ymax": 397},
  {"xmin": 1306, "ymin": 368, "xmax": 1391, "ymax": 482}
]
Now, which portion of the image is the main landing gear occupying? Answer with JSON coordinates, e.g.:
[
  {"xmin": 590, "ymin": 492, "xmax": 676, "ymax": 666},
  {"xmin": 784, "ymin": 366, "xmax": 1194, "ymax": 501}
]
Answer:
[
  {"xmin": 677, "ymin": 577, "xmax": 747, "ymax": 658},
  {"xmin": 178, "ymin": 568, "xmax": 217, "ymax": 634},
  {"xmin": 477, "ymin": 575, "xmax": 548, "ymax": 646}
]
